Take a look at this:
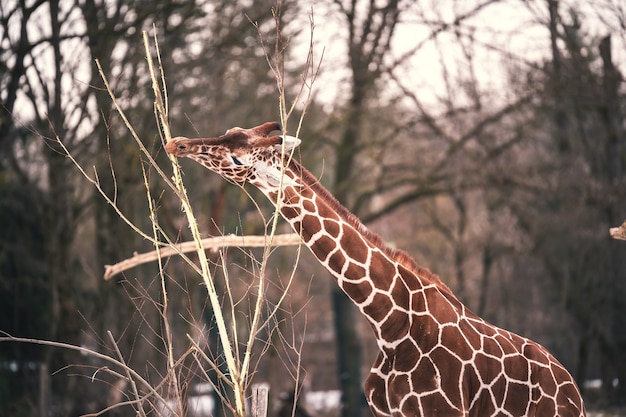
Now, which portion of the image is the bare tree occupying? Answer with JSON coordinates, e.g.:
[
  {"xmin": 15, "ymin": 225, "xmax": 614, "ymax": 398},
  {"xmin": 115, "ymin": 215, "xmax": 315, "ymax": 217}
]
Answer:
[{"xmin": 0, "ymin": 0, "xmax": 304, "ymax": 414}]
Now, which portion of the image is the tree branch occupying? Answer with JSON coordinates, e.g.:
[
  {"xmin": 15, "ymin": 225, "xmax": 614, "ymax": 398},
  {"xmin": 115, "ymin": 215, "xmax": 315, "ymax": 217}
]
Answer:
[{"xmin": 103, "ymin": 233, "xmax": 301, "ymax": 280}]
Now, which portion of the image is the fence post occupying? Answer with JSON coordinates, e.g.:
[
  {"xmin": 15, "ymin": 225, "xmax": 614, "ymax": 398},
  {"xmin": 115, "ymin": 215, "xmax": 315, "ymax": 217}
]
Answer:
[
  {"xmin": 251, "ymin": 383, "xmax": 269, "ymax": 417},
  {"xmin": 39, "ymin": 362, "xmax": 50, "ymax": 417}
]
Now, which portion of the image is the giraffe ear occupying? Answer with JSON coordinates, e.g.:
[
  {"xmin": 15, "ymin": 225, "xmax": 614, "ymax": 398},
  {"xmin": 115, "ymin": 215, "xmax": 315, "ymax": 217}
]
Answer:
[{"xmin": 272, "ymin": 134, "xmax": 301, "ymax": 154}]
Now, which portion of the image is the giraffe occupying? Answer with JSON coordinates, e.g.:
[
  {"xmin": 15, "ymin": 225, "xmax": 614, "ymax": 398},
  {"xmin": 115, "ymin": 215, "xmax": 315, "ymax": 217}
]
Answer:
[{"xmin": 165, "ymin": 122, "xmax": 586, "ymax": 417}]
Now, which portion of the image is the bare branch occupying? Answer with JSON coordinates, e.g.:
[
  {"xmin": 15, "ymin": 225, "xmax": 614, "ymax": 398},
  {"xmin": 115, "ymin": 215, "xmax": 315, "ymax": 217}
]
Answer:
[{"xmin": 103, "ymin": 234, "xmax": 301, "ymax": 280}]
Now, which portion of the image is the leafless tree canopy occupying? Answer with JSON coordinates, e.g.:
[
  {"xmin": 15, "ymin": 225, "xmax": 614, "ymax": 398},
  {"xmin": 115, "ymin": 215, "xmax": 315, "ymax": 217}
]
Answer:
[{"xmin": 1, "ymin": 0, "xmax": 625, "ymax": 416}]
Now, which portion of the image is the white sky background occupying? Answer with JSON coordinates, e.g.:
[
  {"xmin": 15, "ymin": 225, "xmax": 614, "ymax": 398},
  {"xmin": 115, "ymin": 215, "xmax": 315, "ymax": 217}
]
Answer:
[
  {"xmin": 5, "ymin": 0, "xmax": 625, "ymax": 126},
  {"xmin": 4, "ymin": 0, "xmax": 92, "ymax": 133},
  {"xmin": 289, "ymin": 0, "xmax": 626, "ymax": 111}
]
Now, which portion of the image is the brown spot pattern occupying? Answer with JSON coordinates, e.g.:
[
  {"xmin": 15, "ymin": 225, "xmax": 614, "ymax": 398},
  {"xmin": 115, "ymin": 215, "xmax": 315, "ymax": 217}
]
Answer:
[
  {"xmin": 505, "ymin": 382, "xmax": 531, "ymax": 416},
  {"xmin": 344, "ymin": 261, "xmax": 367, "ymax": 281},
  {"xmin": 363, "ymin": 293, "xmax": 393, "ymax": 322},
  {"xmin": 419, "ymin": 392, "xmax": 459, "ymax": 416},
  {"xmin": 340, "ymin": 226, "xmax": 368, "ymax": 264},
  {"xmin": 441, "ymin": 326, "xmax": 473, "ymax": 361},
  {"xmin": 327, "ymin": 250, "xmax": 346, "ymax": 275},
  {"xmin": 394, "ymin": 339, "xmax": 420, "ymax": 372},
  {"xmin": 370, "ymin": 252, "xmax": 396, "ymax": 291},
  {"xmin": 301, "ymin": 214, "xmax": 322, "ymax": 241},
  {"xmin": 379, "ymin": 308, "xmax": 410, "ymax": 341},
  {"xmin": 302, "ymin": 199, "xmax": 316, "ymax": 213},
  {"xmin": 310, "ymin": 235, "xmax": 336, "ymax": 261},
  {"xmin": 324, "ymin": 219, "xmax": 341, "ymax": 237},
  {"xmin": 342, "ymin": 280, "xmax": 373, "ymax": 304}
]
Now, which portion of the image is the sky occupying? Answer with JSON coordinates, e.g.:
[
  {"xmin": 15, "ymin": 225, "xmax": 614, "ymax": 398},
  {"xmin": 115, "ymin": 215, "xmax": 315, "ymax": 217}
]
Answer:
[
  {"xmin": 288, "ymin": 0, "xmax": 626, "ymax": 111},
  {"xmin": 5, "ymin": 0, "xmax": 625, "ymax": 126}
]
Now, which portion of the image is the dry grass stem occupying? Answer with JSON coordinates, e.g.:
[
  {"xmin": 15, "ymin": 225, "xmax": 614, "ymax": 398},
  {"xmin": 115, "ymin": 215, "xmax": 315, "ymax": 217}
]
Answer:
[{"xmin": 142, "ymin": 29, "xmax": 249, "ymax": 416}]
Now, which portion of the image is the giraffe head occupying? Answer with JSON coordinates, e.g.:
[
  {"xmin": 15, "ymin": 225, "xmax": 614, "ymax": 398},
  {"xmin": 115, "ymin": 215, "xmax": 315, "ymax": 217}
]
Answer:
[{"xmin": 165, "ymin": 121, "xmax": 301, "ymax": 191}]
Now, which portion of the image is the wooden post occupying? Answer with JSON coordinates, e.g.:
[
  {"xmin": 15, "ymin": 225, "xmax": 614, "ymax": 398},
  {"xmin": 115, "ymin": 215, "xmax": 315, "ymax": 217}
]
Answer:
[
  {"xmin": 251, "ymin": 383, "xmax": 269, "ymax": 417},
  {"xmin": 39, "ymin": 362, "xmax": 49, "ymax": 417}
]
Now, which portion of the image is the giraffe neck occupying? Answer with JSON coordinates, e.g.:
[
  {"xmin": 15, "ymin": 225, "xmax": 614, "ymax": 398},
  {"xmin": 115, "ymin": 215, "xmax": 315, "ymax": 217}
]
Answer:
[{"xmin": 264, "ymin": 159, "xmax": 454, "ymax": 334}]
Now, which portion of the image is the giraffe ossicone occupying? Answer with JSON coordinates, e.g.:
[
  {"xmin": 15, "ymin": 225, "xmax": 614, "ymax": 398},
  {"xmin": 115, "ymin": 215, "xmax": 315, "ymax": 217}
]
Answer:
[{"xmin": 166, "ymin": 122, "xmax": 586, "ymax": 417}]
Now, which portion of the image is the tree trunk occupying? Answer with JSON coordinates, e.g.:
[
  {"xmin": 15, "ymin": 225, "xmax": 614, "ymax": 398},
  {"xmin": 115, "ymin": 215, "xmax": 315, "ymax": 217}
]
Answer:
[
  {"xmin": 547, "ymin": 0, "xmax": 569, "ymax": 152},
  {"xmin": 332, "ymin": 289, "xmax": 366, "ymax": 417},
  {"xmin": 331, "ymin": 3, "xmax": 401, "ymax": 415},
  {"xmin": 599, "ymin": 35, "xmax": 625, "ymax": 405},
  {"xmin": 45, "ymin": 1, "xmax": 83, "ymax": 413}
]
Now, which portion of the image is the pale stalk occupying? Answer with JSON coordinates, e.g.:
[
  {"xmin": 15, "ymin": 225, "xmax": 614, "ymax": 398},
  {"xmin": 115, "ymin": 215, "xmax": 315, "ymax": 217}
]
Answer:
[
  {"xmin": 142, "ymin": 31, "xmax": 245, "ymax": 416},
  {"xmin": 219, "ymin": 250, "xmax": 240, "ymax": 371},
  {"xmin": 225, "ymin": 252, "xmax": 247, "ymax": 411},
  {"xmin": 239, "ymin": 9, "xmax": 289, "ymax": 392},
  {"xmin": 241, "ymin": 6, "xmax": 321, "ymax": 392}
]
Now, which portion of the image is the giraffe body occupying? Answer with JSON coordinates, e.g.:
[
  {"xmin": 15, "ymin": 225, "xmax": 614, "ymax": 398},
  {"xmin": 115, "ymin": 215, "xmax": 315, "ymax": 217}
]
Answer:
[{"xmin": 165, "ymin": 122, "xmax": 585, "ymax": 417}]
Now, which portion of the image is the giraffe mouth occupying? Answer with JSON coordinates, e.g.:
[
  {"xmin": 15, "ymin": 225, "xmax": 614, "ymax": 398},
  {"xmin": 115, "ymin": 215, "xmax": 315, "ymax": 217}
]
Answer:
[{"xmin": 165, "ymin": 138, "xmax": 190, "ymax": 156}]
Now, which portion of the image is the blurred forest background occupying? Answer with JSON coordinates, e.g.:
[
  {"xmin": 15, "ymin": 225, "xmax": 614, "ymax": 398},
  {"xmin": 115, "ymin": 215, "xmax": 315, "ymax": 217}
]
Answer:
[{"xmin": 1, "ymin": 0, "xmax": 625, "ymax": 416}]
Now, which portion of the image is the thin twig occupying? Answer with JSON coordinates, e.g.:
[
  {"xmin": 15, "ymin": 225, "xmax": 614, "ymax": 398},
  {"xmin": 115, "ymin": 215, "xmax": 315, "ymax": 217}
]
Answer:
[
  {"xmin": 0, "ymin": 335, "xmax": 176, "ymax": 416},
  {"xmin": 106, "ymin": 331, "xmax": 148, "ymax": 417}
]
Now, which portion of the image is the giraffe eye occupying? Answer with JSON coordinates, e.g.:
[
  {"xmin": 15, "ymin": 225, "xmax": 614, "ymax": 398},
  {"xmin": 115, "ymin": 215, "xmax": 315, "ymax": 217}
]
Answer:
[{"xmin": 231, "ymin": 156, "xmax": 244, "ymax": 166}]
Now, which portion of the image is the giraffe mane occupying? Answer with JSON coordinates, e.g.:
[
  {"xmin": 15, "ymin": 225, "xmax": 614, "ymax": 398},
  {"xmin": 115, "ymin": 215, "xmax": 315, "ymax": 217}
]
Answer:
[{"xmin": 287, "ymin": 158, "xmax": 453, "ymax": 294}]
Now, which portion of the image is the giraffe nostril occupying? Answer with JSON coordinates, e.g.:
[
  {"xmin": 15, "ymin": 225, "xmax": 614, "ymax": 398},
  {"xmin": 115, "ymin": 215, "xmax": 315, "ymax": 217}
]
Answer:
[{"xmin": 165, "ymin": 140, "xmax": 181, "ymax": 154}]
